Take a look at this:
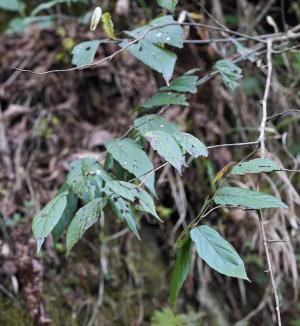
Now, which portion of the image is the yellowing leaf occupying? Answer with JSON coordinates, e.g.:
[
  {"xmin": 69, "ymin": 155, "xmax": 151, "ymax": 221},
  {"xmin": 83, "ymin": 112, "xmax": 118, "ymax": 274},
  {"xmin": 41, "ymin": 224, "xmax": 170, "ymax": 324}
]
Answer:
[
  {"xmin": 102, "ymin": 12, "xmax": 116, "ymax": 39},
  {"xmin": 90, "ymin": 6, "xmax": 102, "ymax": 31},
  {"xmin": 189, "ymin": 12, "xmax": 202, "ymax": 20},
  {"xmin": 213, "ymin": 162, "xmax": 237, "ymax": 183}
]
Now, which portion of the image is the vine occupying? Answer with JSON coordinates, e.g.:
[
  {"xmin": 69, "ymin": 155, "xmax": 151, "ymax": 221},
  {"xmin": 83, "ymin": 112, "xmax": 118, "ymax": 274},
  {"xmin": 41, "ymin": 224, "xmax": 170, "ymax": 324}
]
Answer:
[{"xmin": 9, "ymin": 1, "xmax": 300, "ymax": 324}]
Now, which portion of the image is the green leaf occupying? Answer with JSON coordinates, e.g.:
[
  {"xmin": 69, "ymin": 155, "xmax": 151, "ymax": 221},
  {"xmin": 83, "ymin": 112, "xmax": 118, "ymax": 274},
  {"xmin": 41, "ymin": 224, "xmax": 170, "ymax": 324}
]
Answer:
[
  {"xmin": 120, "ymin": 39, "xmax": 177, "ymax": 84},
  {"xmin": 190, "ymin": 226, "xmax": 249, "ymax": 280},
  {"xmin": 157, "ymin": 0, "xmax": 178, "ymax": 13},
  {"xmin": 135, "ymin": 189, "xmax": 161, "ymax": 220},
  {"xmin": 71, "ymin": 40, "xmax": 101, "ymax": 67},
  {"xmin": 32, "ymin": 191, "xmax": 68, "ymax": 252},
  {"xmin": 52, "ymin": 191, "xmax": 78, "ymax": 242},
  {"xmin": 8, "ymin": 16, "xmax": 54, "ymax": 34},
  {"xmin": 105, "ymin": 138, "xmax": 156, "ymax": 196},
  {"xmin": 169, "ymin": 238, "xmax": 192, "ymax": 310},
  {"xmin": 160, "ymin": 75, "xmax": 198, "ymax": 93},
  {"xmin": 233, "ymin": 40, "xmax": 257, "ymax": 63},
  {"xmin": 231, "ymin": 158, "xmax": 279, "ymax": 175},
  {"xmin": 105, "ymin": 181, "xmax": 160, "ymax": 220},
  {"xmin": 105, "ymin": 180, "xmax": 138, "ymax": 201},
  {"xmin": 151, "ymin": 308, "xmax": 183, "ymax": 326},
  {"xmin": 145, "ymin": 130, "xmax": 185, "ymax": 173},
  {"xmin": 66, "ymin": 197, "xmax": 107, "ymax": 255},
  {"xmin": 0, "ymin": 0, "xmax": 25, "ymax": 11},
  {"xmin": 214, "ymin": 60, "xmax": 242, "ymax": 90},
  {"xmin": 31, "ymin": 0, "xmax": 85, "ymax": 16},
  {"xmin": 214, "ymin": 186, "xmax": 288, "ymax": 209},
  {"xmin": 126, "ymin": 15, "xmax": 183, "ymax": 48},
  {"xmin": 110, "ymin": 196, "xmax": 141, "ymax": 239},
  {"xmin": 66, "ymin": 157, "xmax": 110, "ymax": 202},
  {"xmin": 134, "ymin": 114, "xmax": 179, "ymax": 136},
  {"xmin": 143, "ymin": 92, "xmax": 188, "ymax": 108},
  {"xmin": 173, "ymin": 132, "xmax": 208, "ymax": 158}
]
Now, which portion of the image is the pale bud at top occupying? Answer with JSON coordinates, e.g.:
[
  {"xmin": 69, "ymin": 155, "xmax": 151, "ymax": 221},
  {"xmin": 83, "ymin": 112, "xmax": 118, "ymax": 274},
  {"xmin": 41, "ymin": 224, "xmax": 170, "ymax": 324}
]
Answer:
[{"xmin": 90, "ymin": 7, "xmax": 102, "ymax": 31}]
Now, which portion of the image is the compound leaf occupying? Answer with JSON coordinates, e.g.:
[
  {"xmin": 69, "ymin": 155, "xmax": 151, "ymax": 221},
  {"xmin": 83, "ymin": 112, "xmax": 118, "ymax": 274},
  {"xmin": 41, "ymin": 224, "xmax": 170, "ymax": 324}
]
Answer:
[
  {"xmin": 190, "ymin": 226, "xmax": 249, "ymax": 280},
  {"xmin": 214, "ymin": 186, "xmax": 288, "ymax": 209},
  {"xmin": 145, "ymin": 130, "xmax": 185, "ymax": 173}
]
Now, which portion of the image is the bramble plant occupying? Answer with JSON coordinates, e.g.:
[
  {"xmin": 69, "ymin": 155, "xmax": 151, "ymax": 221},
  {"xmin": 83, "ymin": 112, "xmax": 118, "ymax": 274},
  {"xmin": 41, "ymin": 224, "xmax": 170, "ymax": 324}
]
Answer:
[{"xmin": 7, "ymin": 1, "xmax": 300, "ymax": 323}]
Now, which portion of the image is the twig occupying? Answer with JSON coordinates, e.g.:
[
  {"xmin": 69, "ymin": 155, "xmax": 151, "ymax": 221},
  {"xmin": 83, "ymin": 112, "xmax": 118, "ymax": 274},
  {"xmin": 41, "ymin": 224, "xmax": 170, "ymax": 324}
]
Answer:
[
  {"xmin": 136, "ymin": 161, "xmax": 169, "ymax": 187},
  {"xmin": 13, "ymin": 20, "xmax": 300, "ymax": 76},
  {"xmin": 183, "ymin": 32, "xmax": 280, "ymax": 44},
  {"xmin": 207, "ymin": 141, "xmax": 259, "ymax": 149},
  {"xmin": 14, "ymin": 36, "xmax": 142, "ymax": 75},
  {"xmin": 201, "ymin": 205, "xmax": 254, "ymax": 218},
  {"xmin": 259, "ymin": 40, "xmax": 273, "ymax": 158},
  {"xmin": 267, "ymin": 109, "xmax": 300, "ymax": 120},
  {"xmin": 258, "ymin": 210, "xmax": 281, "ymax": 325},
  {"xmin": 267, "ymin": 239, "xmax": 291, "ymax": 243},
  {"xmin": 105, "ymin": 228, "xmax": 129, "ymax": 242},
  {"xmin": 258, "ymin": 39, "xmax": 282, "ymax": 326},
  {"xmin": 0, "ymin": 283, "xmax": 18, "ymax": 303},
  {"xmin": 277, "ymin": 169, "xmax": 300, "ymax": 173}
]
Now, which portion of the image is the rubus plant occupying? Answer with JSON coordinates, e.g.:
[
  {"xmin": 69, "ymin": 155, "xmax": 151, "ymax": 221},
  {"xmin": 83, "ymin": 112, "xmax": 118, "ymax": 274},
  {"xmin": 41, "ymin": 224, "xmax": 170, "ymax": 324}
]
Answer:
[{"xmin": 12, "ymin": 0, "xmax": 300, "ymax": 322}]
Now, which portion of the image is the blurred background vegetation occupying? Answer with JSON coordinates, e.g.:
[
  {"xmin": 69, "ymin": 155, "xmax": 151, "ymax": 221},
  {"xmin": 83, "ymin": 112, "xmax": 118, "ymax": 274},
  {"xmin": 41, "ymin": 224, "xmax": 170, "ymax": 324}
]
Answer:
[{"xmin": 0, "ymin": 0, "xmax": 300, "ymax": 325}]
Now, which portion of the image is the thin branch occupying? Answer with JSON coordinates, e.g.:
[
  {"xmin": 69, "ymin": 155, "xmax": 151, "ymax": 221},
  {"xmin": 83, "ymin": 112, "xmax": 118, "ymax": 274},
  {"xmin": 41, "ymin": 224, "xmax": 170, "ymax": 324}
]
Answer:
[
  {"xmin": 14, "ymin": 20, "xmax": 300, "ymax": 76},
  {"xmin": 14, "ymin": 36, "xmax": 141, "ymax": 75},
  {"xmin": 271, "ymin": 44, "xmax": 300, "ymax": 54},
  {"xmin": 276, "ymin": 169, "xmax": 300, "ymax": 173},
  {"xmin": 207, "ymin": 141, "xmax": 259, "ymax": 149},
  {"xmin": 258, "ymin": 210, "xmax": 281, "ymax": 326},
  {"xmin": 201, "ymin": 205, "xmax": 254, "ymax": 218},
  {"xmin": 267, "ymin": 109, "xmax": 300, "ymax": 120},
  {"xmin": 258, "ymin": 39, "xmax": 282, "ymax": 326},
  {"xmin": 136, "ymin": 161, "xmax": 169, "ymax": 187},
  {"xmin": 183, "ymin": 32, "xmax": 279, "ymax": 44},
  {"xmin": 259, "ymin": 40, "xmax": 273, "ymax": 158},
  {"xmin": 267, "ymin": 239, "xmax": 291, "ymax": 243},
  {"xmin": 105, "ymin": 228, "xmax": 129, "ymax": 242}
]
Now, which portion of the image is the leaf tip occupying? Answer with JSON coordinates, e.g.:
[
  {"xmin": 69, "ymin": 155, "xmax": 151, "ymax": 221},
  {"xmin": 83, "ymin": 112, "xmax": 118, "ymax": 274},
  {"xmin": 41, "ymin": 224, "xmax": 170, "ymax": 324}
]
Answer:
[{"xmin": 36, "ymin": 237, "xmax": 44, "ymax": 254}]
